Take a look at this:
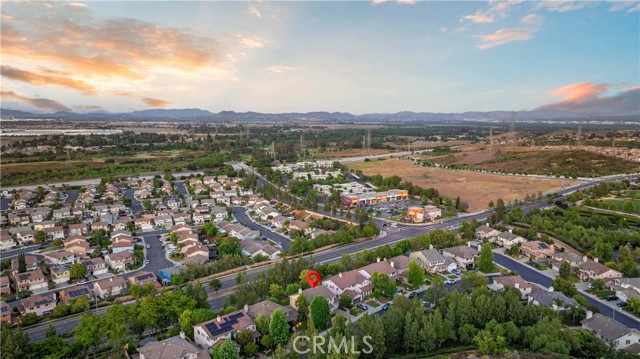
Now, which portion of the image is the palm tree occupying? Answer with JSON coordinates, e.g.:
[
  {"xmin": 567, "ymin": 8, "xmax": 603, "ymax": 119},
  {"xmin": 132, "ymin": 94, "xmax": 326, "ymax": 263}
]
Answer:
[
  {"xmin": 553, "ymin": 298, "xmax": 565, "ymax": 317},
  {"xmin": 568, "ymin": 305, "xmax": 583, "ymax": 326}
]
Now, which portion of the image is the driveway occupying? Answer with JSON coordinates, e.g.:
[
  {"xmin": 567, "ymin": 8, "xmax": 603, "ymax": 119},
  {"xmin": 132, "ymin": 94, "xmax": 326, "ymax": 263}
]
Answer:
[{"xmin": 123, "ymin": 188, "xmax": 144, "ymax": 214}]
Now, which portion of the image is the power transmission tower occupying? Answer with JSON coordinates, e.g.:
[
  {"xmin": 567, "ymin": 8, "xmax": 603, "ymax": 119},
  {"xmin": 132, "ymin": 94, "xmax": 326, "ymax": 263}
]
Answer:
[
  {"xmin": 66, "ymin": 147, "xmax": 71, "ymax": 168},
  {"xmin": 362, "ymin": 135, "xmax": 366, "ymax": 151},
  {"xmin": 576, "ymin": 123, "xmax": 582, "ymax": 147},
  {"xmin": 510, "ymin": 111, "xmax": 516, "ymax": 147},
  {"xmin": 367, "ymin": 128, "xmax": 372, "ymax": 150},
  {"xmin": 300, "ymin": 132, "xmax": 304, "ymax": 151},
  {"xmin": 489, "ymin": 127, "xmax": 493, "ymax": 155}
]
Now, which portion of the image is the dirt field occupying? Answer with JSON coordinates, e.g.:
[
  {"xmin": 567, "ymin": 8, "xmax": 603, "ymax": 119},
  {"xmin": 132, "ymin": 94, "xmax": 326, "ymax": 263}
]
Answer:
[
  {"xmin": 0, "ymin": 160, "xmax": 107, "ymax": 175},
  {"xmin": 348, "ymin": 158, "xmax": 579, "ymax": 212}
]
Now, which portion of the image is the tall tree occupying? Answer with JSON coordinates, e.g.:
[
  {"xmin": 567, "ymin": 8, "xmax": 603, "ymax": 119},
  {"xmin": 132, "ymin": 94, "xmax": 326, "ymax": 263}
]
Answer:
[
  {"xmin": 356, "ymin": 314, "xmax": 386, "ymax": 359},
  {"xmin": 310, "ymin": 296, "xmax": 331, "ymax": 331},
  {"xmin": 213, "ymin": 338, "xmax": 239, "ymax": 359},
  {"xmin": 17, "ymin": 253, "xmax": 26, "ymax": 273},
  {"xmin": 477, "ymin": 244, "xmax": 495, "ymax": 273},
  {"xmin": 69, "ymin": 262, "xmax": 87, "ymax": 280},
  {"xmin": 296, "ymin": 294, "xmax": 310, "ymax": 322},
  {"xmin": 406, "ymin": 259, "xmax": 425, "ymax": 287},
  {"xmin": 269, "ymin": 308, "xmax": 289, "ymax": 347},
  {"xmin": 74, "ymin": 313, "xmax": 105, "ymax": 358}
]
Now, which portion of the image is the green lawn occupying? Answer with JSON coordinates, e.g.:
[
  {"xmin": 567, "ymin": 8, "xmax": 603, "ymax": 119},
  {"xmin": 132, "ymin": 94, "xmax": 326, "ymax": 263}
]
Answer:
[
  {"xmin": 349, "ymin": 307, "xmax": 365, "ymax": 316},
  {"xmin": 588, "ymin": 289, "xmax": 615, "ymax": 299},
  {"xmin": 534, "ymin": 262, "xmax": 551, "ymax": 270},
  {"xmin": 599, "ymin": 199, "xmax": 640, "ymax": 214},
  {"xmin": 619, "ymin": 190, "xmax": 640, "ymax": 199}
]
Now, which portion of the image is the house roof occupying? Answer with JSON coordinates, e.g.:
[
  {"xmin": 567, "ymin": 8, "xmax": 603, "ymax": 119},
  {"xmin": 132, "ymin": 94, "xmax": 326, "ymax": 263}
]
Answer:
[
  {"xmin": 21, "ymin": 293, "xmax": 56, "ymax": 308},
  {"xmin": 530, "ymin": 290, "xmax": 578, "ymax": 308},
  {"xmin": 492, "ymin": 275, "xmax": 535, "ymax": 290},
  {"xmin": 359, "ymin": 261, "xmax": 395, "ymax": 276},
  {"xmin": 138, "ymin": 335, "xmax": 210, "ymax": 359},
  {"xmin": 325, "ymin": 270, "xmax": 367, "ymax": 290},
  {"xmin": 582, "ymin": 313, "xmax": 632, "ymax": 342},
  {"xmin": 15, "ymin": 269, "xmax": 45, "ymax": 282},
  {"xmin": 196, "ymin": 311, "xmax": 255, "ymax": 340},
  {"xmin": 95, "ymin": 276, "xmax": 126, "ymax": 289},
  {"xmin": 61, "ymin": 285, "xmax": 91, "ymax": 299},
  {"xmin": 498, "ymin": 231, "xmax": 521, "ymax": 241},
  {"xmin": 44, "ymin": 250, "xmax": 73, "ymax": 259},
  {"xmin": 416, "ymin": 249, "xmax": 446, "ymax": 263},
  {"xmin": 298, "ymin": 285, "xmax": 334, "ymax": 303},
  {"xmin": 476, "ymin": 225, "xmax": 497, "ymax": 235},
  {"xmin": 521, "ymin": 241, "xmax": 552, "ymax": 251},
  {"xmin": 443, "ymin": 245, "xmax": 478, "ymax": 259},
  {"xmin": 247, "ymin": 300, "xmax": 298, "ymax": 323},
  {"xmin": 579, "ymin": 260, "xmax": 621, "ymax": 276}
]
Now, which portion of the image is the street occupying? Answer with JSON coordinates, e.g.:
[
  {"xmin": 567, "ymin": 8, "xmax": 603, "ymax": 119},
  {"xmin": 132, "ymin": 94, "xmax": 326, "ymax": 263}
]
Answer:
[{"xmin": 231, "ymin": 206, "xmax": 291, "ymax": 252}]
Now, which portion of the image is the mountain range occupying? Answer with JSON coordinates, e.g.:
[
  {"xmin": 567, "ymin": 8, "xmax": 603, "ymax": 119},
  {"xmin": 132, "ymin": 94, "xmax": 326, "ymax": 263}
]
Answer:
[{"xmin": 0, "ymin": 108, "xmax": 614, "ymax": 122}]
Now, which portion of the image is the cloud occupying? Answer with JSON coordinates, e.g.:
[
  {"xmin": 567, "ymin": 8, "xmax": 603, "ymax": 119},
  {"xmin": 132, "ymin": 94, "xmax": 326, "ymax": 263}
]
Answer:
[
  {"xmin": 140, "ymin": 97, "xmax": 170, "ymax": 107},
  {"xmin": 372, "ymin": 0, "xmax": 417, "ymax": 4},
  {"xmin": 249, "ymin": 4, "xmax": 262, "ymax": 18},
  {"xmin": 609, "ymin": 1, "xmax": 640, "ymax": 12},
  {"xmin": 534, "ymin": 1, "xmax": 594, "ymax": 12},
  {"xmin": 267, "ymin": 66, "xmax": 296, "ymax": 74},
  {"xmin": 1, "ymin": 65, "xmax": 97, "ymax": 95},
  {"xmin": 536, "ymin": 83, "xmax": 640, "ymax": 116},
  {"xmin": 475, "ymin": 28, "xmax": 536, "ymax": 49},
  {"xmin": 235, "ymin": 35, "xmax": 265, "ymax": 49},
  {"xmin": 1, "ymin": 90, "xmax": 71, "ymax": 112},
  {"xmin": 462, "ymin": 0, "xmax": 521, "ymax": 23},
  {"xmin": 520, "ymin": 13, "xmax": 544, "ymax": 26}
]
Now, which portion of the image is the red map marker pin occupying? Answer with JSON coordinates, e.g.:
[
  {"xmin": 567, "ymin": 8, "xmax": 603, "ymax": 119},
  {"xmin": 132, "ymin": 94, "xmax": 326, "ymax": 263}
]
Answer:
[{"xmin": 306, "ymin": 270, "xmax": 321, "ymax": 288}]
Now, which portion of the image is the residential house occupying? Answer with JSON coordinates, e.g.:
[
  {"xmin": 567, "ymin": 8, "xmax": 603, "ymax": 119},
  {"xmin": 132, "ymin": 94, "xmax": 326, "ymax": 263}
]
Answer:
[
  {"xmin": 410, "ymin": 248, "xmax": 451, "ymax": 273},
  {"xmin": 11, "ymin": 254, "xmax": 39, "ymax": 273},
  {"xmin": 611, "ymin": 278, "xmax": 640, "ymax": 302},
  {"xmin": 1, "ymin": 302, "xmax": 13, "ymax": 325},
  {"xmin": 68, "ymin": 223, "xmax": 89, "ymax": 236},
  {"xmin": 247, "ymin": 300, "xmax": 298, "ymax": 323},
  {"xmin": 114, "ymin": 217, "xmax": 131, "ymax": 231},
  {"xmin": 495, "ymin": 231, "xmax": 526, "ymax": 248},
  {"xmin": 82, "ymin": 257, "xmax": 108, "ymax": 276},
  {"xmin": 64, "ymin": 236, "xmax": 90, "ymax": 257},
  {"xmin": 12, "ymin": 227, "xmax": 36, "ymax": 246},
  {"xmin": 578, "ymin": 259, "xmax": 623, "ymax": 282},
  {"xmin": 134, "ymin": 218, "xmax": 154, "ymax": 231},
  {"xmin": 60, "ymin": 284, "xmax": 92, "ymax": 305},
  {"xmin": 520, "ymin": 241, "xmax": 554, "ymax": 261},
  {"xmin": 322, "ymin": 270, "xmax": 373, "ymax": 303},
  {"xmin": 210, "ymin": 207, "xmax": 228, "ymax": 223},
  {"xmin": 105, "ymin": 251, "xmax": 133, "ymax": 271},
  {"xmin": 20, "ymin": 293, "xmax": 57, "ymax": 317},
  {"xmin": 128, "ymin": 271, "xmax": 161, "ymax": 289},
  {"xmin": 43, "ymin": 250, "xmax": 75, "ymax": 265},
  {"xmin": 582, "ymin": 312, "xmax": 640, "ymax": 350},
  {"xmin": 475, "ymin": 225, "xmax": 501, "ymax": 241},
  {"xmin": 290, "ymin": 286, "xmax": 337, "ymax": 311},
  {"xmin": 550, "ymin": 252, "xmax": 586, "ymax": 271},
  {"xmin": 357, "ymin": 259, "xmax": 398, "ymax": 281},
  {"xmin": 94, "ymin": 276, "xmax": 127, "ymax": 299},
  {"xmin": 388, "ymin": 255, "xmax": 412, "ymax": 282},
  {"xmin": 491, "ymin": 275, "xmax": 536, "ymax": 298},
  {"xmin": 241, "ymin": 240, "xmax": 281, "ymax": 260},
  {"xmin": 91, "ymin": 221, "xmax": 109, "ymax": 232},
  {"xmin": 528, "ymin": 287, "xmax": 578, "ymax": 311},
  {"xmin": 155, "ymin": 215, "xmax": 173, "ymax": 228},
  {"xmin": 50, "ymin": 264, "xmax": 71, "ymax": 284},
  {"xmin": 271, "ymin": 215, "xmax": 288, "ymax": 229},
  {"xmin": 138, "ymin": 334, "xmax": 211, "ymax": 359},
  {"xmin": 194, "ymin": 310, "xmax": 257, "ymax": 349},
  {"xmin": 173, "ymin": 213, "xmax": 191, "ymax": 225},
  {"xmin": 288, "ymin": 220, "xmax": 311, "ymax": 235},
  {"xmin": 52, "ymin": 208, "xmax": 71, "ymax": 220},
  {"xmin": 442, "ymin": 244, "xmax": 479, "ymax": 269},
  {"xmin": 0, "ymin": 276, "xmax": 11, "ymax": 297},
  {"xmin": 0, "ymin": 231, "xmax": 16, "ymax": 250}
]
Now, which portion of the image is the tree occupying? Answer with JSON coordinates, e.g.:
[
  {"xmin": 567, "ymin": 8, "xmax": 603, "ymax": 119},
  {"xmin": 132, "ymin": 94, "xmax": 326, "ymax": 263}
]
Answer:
[
  {"xmin": 356, "ymin": 314, "xmax": 386, "ymax": 359},
  {"xmin": 310, "ymin": 296, "xmax": 331, "ymax": 331},
  {"xmin": 75, "ymin": 313, "xmax": 105, "ymax": 358},
  {"xmin": 1, "ymin": 326, "xmax": 32, "ymax": 359},
  {"xmin": 623, "ymin": 201, "xmax": 635, "ymax": 213},
  {"xmin": 255, "ymin": 314, "xmax": 270, "ymax": 335},
  {"xmin": 594, "ymin": 240, "xmax": 614, "ymax": 262},
  {"xmin": 371, "ymin": 272, "xmax": 397, "ymax": 297},
  {"xmin": 69, "ymin": 262, "xmax": 87, "ymax": 280},
  {"xmin": 592, "ymin": 278, "xmax": 605, "ymax": 290},
  {"xmin": 477, "ymin": 243, "xmax": 495, "ymax": 273},
  {"xmin": 270, "ymin": 308, "xmax": 289, "ymax": 347},
  {"xmin": 213, "ymin": 338, "xmax": 239, "ymax": 359},
  {"xmin": 34, "ymin": 230, "xmax": 46, "ymax": 244},
  {"xmin": 552, "ymin": 278, "xmax": 577, "ymax": 297},
  {"xmin": 339, "ymin": 295, "xmax": 353, "ymax": 309},
  {"xmin": 17, "ymin": 253, "xmax": 26, "ymax": 273},
  {"xmin": 202, "ymin": 222, "xmax": 218, "ymax": 238},
  {"xmin": 104, "ymin": 303, "xmax": 131, "ymax": 356},
  {"xmin": 559, "ymin": 261, "xmax": 572, "ymax": 279},
  {"xmin": 475, "ymin": 328, "xmax": 507, "ymax": 355},
  {"xmin": 296, "ymin": 294, "xmax": 310, "ymax": 322},
  {"xmin": 209, "ymin": 278, "xmax": 222, "ymax": 293},
  {"xmin": 407, "ymin": 259, "xmax": 425, "ymax": 287},
  {"xmin": 70, "ymin": 296, "xmax": 91, "ymax": 313}
]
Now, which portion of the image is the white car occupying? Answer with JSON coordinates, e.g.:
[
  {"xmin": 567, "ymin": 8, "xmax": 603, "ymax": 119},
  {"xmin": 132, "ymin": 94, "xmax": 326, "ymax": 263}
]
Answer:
[{"xmin": 145, "ymin": 260, "xmax": 150, "ymax": 264}]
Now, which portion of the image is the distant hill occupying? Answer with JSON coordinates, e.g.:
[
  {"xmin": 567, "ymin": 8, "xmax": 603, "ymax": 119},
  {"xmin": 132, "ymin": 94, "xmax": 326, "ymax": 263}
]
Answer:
[{"xmin": 0, "ymin": 107, "xmax": 616, "ymax": 122}]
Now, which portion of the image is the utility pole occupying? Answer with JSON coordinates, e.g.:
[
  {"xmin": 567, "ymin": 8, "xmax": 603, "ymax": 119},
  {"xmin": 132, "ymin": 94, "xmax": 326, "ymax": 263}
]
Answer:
[
  {"xmin": 367, "ymin": 128, "xmax": 372, "ymax": 151},
  {"xmin": 489, "ymin": 127, "xmax": 493, "ymax": 155},
  {"xmin": 362, "ymin": 135, "xmax": 366, "ymax": 151}
]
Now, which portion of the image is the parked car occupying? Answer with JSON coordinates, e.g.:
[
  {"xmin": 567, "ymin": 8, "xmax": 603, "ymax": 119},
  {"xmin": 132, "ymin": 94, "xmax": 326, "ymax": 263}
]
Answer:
[
  {"xmin": 356, "ymin": 303, "xmax": 369, "ymax": 310},
  {"xmin": 606, "ymin": 295, "xmax": 619, "ymax": 301},
  {"xmin": 146, "ymin": 244, "xmax": 150, "ymax": 249},
  {"xmin": 382, "ymin": 303, "xmax": 391, "ymax": 311},
  {"xmin": 586, "ymin": 283, "xmax": 592, "ymax": 289},
  {"xmin": 145, "ymin": 260, "xmax": 150, "ymax": 265},
  {"xmin": 445, "ymin": 279, "xmax": 459, "ymax": 285},
  {"xmin": 617, "ymin": 301, "xmax": 628, "ymax": 307},
  {"xmin": 450, "ymin": 269, "xmax": 462, "ymax": 276},
  {"xmin": 408, "ymin": 292, "xmax": 416, "ymax": 299}
]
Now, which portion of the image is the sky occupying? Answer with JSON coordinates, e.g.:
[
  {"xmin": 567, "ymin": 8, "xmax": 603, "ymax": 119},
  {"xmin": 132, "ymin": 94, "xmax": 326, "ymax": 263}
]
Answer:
[{"xmin": 1, "ymin": 1, "xmax": 639, "ymax": 115}]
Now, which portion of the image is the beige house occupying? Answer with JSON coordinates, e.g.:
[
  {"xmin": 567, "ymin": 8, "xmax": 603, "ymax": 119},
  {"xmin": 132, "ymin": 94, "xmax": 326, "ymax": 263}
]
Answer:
[
  {"xmin": 194, "ymin": 310, "xmax": 257, "ymax": 349},
  {"xmin": 20, "ymin": 293, "xmax": 57, "ymax": 317},
  {"xmin": 94, "ymin": 276, "xmax": 127, "ymax": 299}
]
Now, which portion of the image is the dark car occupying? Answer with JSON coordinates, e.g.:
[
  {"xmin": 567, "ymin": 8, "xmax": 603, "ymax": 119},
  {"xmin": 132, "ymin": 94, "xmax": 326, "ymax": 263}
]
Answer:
[
  {"xmin": 408, "ymin": 292, "xmax": 416, "ymax": 299},
  {"xmin": 382, "ymin": 303, "xmax": 391, "ymax": 311},
  {"xmin": 606, "ymin": 295, "xmax": 619, "ymax": 301},
  {"xmin": 4, "ymin": 297, "xmax": 17, "ymax": 303},
  {"xmin": 617, "ymin": 301, "xmax": 628, "ymax": 307}
]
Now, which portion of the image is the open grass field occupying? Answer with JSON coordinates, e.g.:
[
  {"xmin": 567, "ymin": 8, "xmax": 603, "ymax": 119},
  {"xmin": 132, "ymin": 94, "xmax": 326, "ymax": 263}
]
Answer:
[
  {"xmin": 600, "ymin": 199, "xmax": 640, "ymax": 214},
  {"xmin": 348, "ymin": 158, "xmax": 579, "ymax": 212},
  {"xmin": 433, "ymin": 146, "xmax": 639, "ymax": 177},
  {"xmin": 0, "ymin": 160, "xmax": 107, "ymax": 175},
  {"xmin": 315, "ymin": 148, "xmax": 392, "ymax": 159}
]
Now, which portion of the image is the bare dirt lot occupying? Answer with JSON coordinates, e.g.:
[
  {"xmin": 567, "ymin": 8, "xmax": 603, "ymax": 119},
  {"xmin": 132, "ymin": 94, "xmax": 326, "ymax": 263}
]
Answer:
[{"xmin": 348, "ymin": 158, "xmax": 579, "ymax": 212}]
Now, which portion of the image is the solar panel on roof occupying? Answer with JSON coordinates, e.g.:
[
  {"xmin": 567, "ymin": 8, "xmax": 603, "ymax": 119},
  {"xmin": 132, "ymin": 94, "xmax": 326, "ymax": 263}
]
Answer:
[{"xmin": 539, "ymin": 243, "xmax": 549, "ymax": 249}]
